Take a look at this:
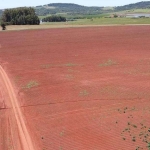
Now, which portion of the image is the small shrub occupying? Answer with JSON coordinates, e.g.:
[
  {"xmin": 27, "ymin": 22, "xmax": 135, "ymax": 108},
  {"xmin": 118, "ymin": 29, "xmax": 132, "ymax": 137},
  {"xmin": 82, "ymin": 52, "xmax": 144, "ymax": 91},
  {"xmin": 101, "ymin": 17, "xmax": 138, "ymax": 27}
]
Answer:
[
  {"xmin": 114, "ymin": 14, "xmax": 118, "ymax": 18},
  {"xmin": 132, "ymin": 136, "xmax": 136, "ymax": 142},
  {"xmin": 1, "ymin": 22, "xmax": 6, "ymax": 30},
  {"xmin": 132, "ymin": 124, "xmax": 137, "ymax": 128},
  {"xmin": 123, "ymin": 137, "xmax": 126, "ymax": 140},
  {"xmin": 132, "ymin": 138, "xmax": 136, "ymax": 142}
]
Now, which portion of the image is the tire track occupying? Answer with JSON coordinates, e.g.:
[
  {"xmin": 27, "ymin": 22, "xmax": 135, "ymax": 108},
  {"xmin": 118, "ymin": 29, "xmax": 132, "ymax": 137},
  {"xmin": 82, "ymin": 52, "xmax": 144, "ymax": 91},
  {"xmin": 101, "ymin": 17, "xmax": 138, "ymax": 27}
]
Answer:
[{"xmin": 0, "ymin": 65, "xmax": 35, "ymax": 150}]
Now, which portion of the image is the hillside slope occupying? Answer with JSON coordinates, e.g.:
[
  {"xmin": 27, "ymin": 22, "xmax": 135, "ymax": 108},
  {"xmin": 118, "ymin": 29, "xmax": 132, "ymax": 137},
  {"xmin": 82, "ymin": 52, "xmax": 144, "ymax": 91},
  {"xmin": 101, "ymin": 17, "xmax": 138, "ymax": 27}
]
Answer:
[
  {"xmin": 1, "ymin": 1, "xmax": 150, "ymax": 17},
  {"xmin": 34, "ymin": 2, "xmax": 150, "ymax": 16},
  {"xmin": 116, "ymin": 1, "xmax": 150, "ymax": 11},
  {"xmin": 35, "ymin": 3, "xmax": 107, "ymax": 16}
]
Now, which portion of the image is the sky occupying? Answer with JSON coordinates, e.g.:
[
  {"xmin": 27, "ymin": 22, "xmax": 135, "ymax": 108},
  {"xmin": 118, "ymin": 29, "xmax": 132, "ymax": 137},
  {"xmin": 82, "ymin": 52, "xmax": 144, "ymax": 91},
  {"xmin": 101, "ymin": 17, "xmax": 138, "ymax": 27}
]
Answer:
[{"xmin": 0, "ymin": 0, "xmax": 149, "ymax": 9}]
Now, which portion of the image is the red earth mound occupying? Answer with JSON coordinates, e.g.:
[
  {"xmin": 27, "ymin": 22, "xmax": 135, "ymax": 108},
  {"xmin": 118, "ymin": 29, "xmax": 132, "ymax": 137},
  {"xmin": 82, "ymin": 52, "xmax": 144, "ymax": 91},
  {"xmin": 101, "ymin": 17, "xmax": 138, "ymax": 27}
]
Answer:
[{"xmin": 0, "ymin": 26, "xmax": 150, "ymax": 149}]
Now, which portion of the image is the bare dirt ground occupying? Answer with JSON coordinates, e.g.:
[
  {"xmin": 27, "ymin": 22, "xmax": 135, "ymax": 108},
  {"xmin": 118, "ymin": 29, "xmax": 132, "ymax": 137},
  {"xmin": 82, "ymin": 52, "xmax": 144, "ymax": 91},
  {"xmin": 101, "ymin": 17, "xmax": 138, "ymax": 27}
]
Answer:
[{"xmin": 0, "ymin": 26, "xmax": 150, "ymax": 149}]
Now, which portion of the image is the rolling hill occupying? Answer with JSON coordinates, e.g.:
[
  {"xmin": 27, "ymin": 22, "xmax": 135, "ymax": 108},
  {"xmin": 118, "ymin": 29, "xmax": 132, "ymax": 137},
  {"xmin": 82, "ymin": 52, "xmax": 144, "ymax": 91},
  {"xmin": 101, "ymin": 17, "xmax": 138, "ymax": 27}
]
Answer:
[
  {"xmin": 34, "ymin": 2, "xmax": 150, "ymax": 16},
  {"xmin": 35, "ymin": 3, "xmax": 106, "ymax": 16},
  {"xmin": 116, "ymin": 1, "xmax": 150, "ymax": 11},
  {"xmin": 1, "ymin": 1, "xmax": 150, "ymax": 17}
]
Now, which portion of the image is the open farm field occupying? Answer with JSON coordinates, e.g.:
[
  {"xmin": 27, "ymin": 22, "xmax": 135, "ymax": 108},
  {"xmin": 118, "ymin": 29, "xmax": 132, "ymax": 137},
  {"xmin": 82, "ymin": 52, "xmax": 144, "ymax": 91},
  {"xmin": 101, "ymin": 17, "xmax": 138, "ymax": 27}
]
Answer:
[
  {"xmin": 0, "ymin": 26, "xmax": 150, "ymax": 149},
  {"xmin": 44, "ymin": 18, "xmax": 150, "ymax": 25},
  {"xmin": 1, "ymin": 18, "xmax": 150, "ymax": 31}
]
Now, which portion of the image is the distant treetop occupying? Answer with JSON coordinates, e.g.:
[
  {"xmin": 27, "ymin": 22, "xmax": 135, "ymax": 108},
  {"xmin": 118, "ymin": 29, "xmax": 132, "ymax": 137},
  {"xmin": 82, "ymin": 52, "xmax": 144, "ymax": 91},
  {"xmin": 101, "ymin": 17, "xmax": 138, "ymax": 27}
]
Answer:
[
  {"xmin": 42, "ymin": 15, "xmax": 66, "ymax": 22},
  {"xmin": 2, "ymin": 7, "xmax": 40, "ymax": 25}
]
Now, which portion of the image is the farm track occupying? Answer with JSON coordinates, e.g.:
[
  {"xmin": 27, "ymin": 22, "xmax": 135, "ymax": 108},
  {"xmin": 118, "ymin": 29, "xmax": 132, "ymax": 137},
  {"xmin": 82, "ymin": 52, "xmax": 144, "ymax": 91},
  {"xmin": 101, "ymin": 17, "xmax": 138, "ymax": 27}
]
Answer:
[{"xmin": 0, "ymin": 65, "xmax": 35, "ymax": 150}]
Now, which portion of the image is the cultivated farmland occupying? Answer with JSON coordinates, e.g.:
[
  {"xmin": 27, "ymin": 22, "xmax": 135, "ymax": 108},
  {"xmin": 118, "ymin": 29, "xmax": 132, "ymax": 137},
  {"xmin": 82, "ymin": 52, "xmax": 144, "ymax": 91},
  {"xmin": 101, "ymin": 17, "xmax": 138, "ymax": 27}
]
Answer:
[{"xmin": 0, "ymin": 26, "xmax": 150, "ymax": 149}]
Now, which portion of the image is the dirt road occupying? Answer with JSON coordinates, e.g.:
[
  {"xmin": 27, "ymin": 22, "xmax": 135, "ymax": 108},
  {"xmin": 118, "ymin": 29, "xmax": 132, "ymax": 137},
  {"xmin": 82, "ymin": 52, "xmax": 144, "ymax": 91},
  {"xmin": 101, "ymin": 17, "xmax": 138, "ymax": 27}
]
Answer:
[{"xmin": 0, "ymin": 65, "xmax": 35, "ymax": 150}]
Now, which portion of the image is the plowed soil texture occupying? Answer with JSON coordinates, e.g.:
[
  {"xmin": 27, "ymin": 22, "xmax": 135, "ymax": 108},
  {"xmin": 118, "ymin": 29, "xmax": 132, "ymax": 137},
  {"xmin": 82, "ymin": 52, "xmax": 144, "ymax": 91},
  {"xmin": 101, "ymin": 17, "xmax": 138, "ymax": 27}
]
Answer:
[{"xmin": 0, "ymin": 26, "xmax": 150, "ymax": 150}]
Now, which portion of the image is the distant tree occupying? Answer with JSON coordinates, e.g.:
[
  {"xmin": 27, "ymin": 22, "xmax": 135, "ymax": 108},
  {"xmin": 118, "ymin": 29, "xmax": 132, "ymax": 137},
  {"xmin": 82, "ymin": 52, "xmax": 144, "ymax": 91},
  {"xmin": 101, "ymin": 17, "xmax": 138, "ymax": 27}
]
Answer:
[
  {"xmin": 114, "ymin": 14, "xmax": 118, "ymax": 18},
  {"xmin": 42, "ymin": 15, "xmax": 66, "ymax": 22},
  {"xmin": 1, "ymin": 22, "xmax": 6, "ymax": 30},
  {"xmin": 1, "ymin": 7, "xmax": 40, "ymax": 25}
]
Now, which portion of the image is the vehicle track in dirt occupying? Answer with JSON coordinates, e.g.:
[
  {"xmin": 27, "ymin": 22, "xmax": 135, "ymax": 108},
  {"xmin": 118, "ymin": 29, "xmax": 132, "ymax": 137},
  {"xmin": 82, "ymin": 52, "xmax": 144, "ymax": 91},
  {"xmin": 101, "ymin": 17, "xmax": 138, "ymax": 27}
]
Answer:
[{"xmin": 0, "ymin": 65, "xmax": 35, "ymax": 150}]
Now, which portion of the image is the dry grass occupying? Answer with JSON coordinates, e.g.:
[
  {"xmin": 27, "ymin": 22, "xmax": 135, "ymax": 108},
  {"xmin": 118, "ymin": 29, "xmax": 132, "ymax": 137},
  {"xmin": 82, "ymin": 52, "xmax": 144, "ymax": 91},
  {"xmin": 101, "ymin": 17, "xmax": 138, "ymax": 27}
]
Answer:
[{"xmin": 1, "ymin": 24, "xmax": 120, "ymax": 31}]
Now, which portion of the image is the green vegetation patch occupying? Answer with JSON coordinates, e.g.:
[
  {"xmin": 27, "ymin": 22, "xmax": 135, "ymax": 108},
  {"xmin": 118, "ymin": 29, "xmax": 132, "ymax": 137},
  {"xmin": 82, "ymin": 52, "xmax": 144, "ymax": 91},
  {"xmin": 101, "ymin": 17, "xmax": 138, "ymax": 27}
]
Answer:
[
  {"xmin": 42, "ymin": 15, "xmax": 66, "ymax": 22},
  {"xmin": 99, "ymin": 59, "xmax": 117, "ymax": 67},
  {"xmin": 41, "ymin": 63, "xmax": 77, "ymax": 69},
  {"xmin": 23, "ymin": 81, "xmax": 39, "ymax": 89},
  {"xmin": 60, "ymin": 130, "xmax": 65, "ymax": 137},
  {"xmin": 79, "ymin": 90, "xmax": 89, "ymax": 96},
  {"xmin": 65, "ymin": 74, "xmax": 74, "ymax": 80},
  {"xmin": 121, "ymin": 120, "xmax": 150, "ymax": 149},
  {"xmin": 148, "ymin": 142, "xmax": 150, "ymax": 150},
  {"xmin": 42, "ymin": 17, "xmax": 150, "ymax": 26},
  {"xmin": 41, "ymin": 64, "xmax": 53, "ymax": 69},
  {"xmin": 64, "ymin": 63, "xmax": 77, "ymax": 67},
  {"xmin": 2, "ymin": 7, "xmax": 40, "ymax": 25}
]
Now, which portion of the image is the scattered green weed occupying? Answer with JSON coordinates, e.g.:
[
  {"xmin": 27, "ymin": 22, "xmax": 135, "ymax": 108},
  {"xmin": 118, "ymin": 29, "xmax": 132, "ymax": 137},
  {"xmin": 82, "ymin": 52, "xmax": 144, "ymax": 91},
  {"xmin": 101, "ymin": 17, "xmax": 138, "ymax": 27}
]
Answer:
[
  {"xmin": 23, "ymin": 81, "xmax": 39, "ymax": 89},
  {"xmin": 65, "ymin": 74, "xmax": 74, "ymax": 80},
  {"xmin": 41, "ymin": 63, "xmax": 77, "ymax": 69},
  {"xmin": 79, "ymin": 90, "xmax": 89, "ymax": 96},
  {"xmin": 41, "ymin": 64, "xmax": 52, "ymax": 69},
  {"xmin": 60, "ymin": 130, "xmax": 65, "ymax": 137},
  {"xmin": 99, "ymin": 59, "xmax": 117, "ymax": 67},
  {"xmin": 64, "ymin": 63, "xmax": 77, "ymax": 67}
]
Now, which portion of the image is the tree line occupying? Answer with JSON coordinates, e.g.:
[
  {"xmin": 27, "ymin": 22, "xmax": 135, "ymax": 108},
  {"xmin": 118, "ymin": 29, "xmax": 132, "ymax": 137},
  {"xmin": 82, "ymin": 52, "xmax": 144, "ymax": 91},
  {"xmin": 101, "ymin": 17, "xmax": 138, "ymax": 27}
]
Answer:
[
  {"xmin": 2, "ymin": 7, "xmax": 40, "ymax": 25},
  {"xmin": 42, "ymin": 15, "xmax": 66, "ymax": 22}
]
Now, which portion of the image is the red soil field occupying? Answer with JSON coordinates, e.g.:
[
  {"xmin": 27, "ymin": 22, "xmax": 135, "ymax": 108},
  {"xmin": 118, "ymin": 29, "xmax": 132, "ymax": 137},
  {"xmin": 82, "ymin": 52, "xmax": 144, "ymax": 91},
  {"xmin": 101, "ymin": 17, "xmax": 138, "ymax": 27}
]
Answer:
[{"xmin": 0, "ymin": 26, "xmax": 150, "ymax": 149}]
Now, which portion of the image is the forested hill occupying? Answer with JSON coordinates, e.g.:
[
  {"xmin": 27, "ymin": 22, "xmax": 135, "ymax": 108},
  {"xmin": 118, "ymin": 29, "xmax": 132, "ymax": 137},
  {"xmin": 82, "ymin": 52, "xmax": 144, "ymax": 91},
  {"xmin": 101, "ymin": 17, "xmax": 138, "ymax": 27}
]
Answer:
[
  {"xmin": 116, "ymin": 1, "xmax": 150, "ymax": 11},
  {"xmin": 1, "ymin": 1, "xmax": 150, "ymax": 17},
  {"xmin": 34, "ymin": 1, "xmax": 150, "ymax": 16},
  {"xmin": 35, "ymin": 3, "xmax": 105, "ymax": 16}
]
